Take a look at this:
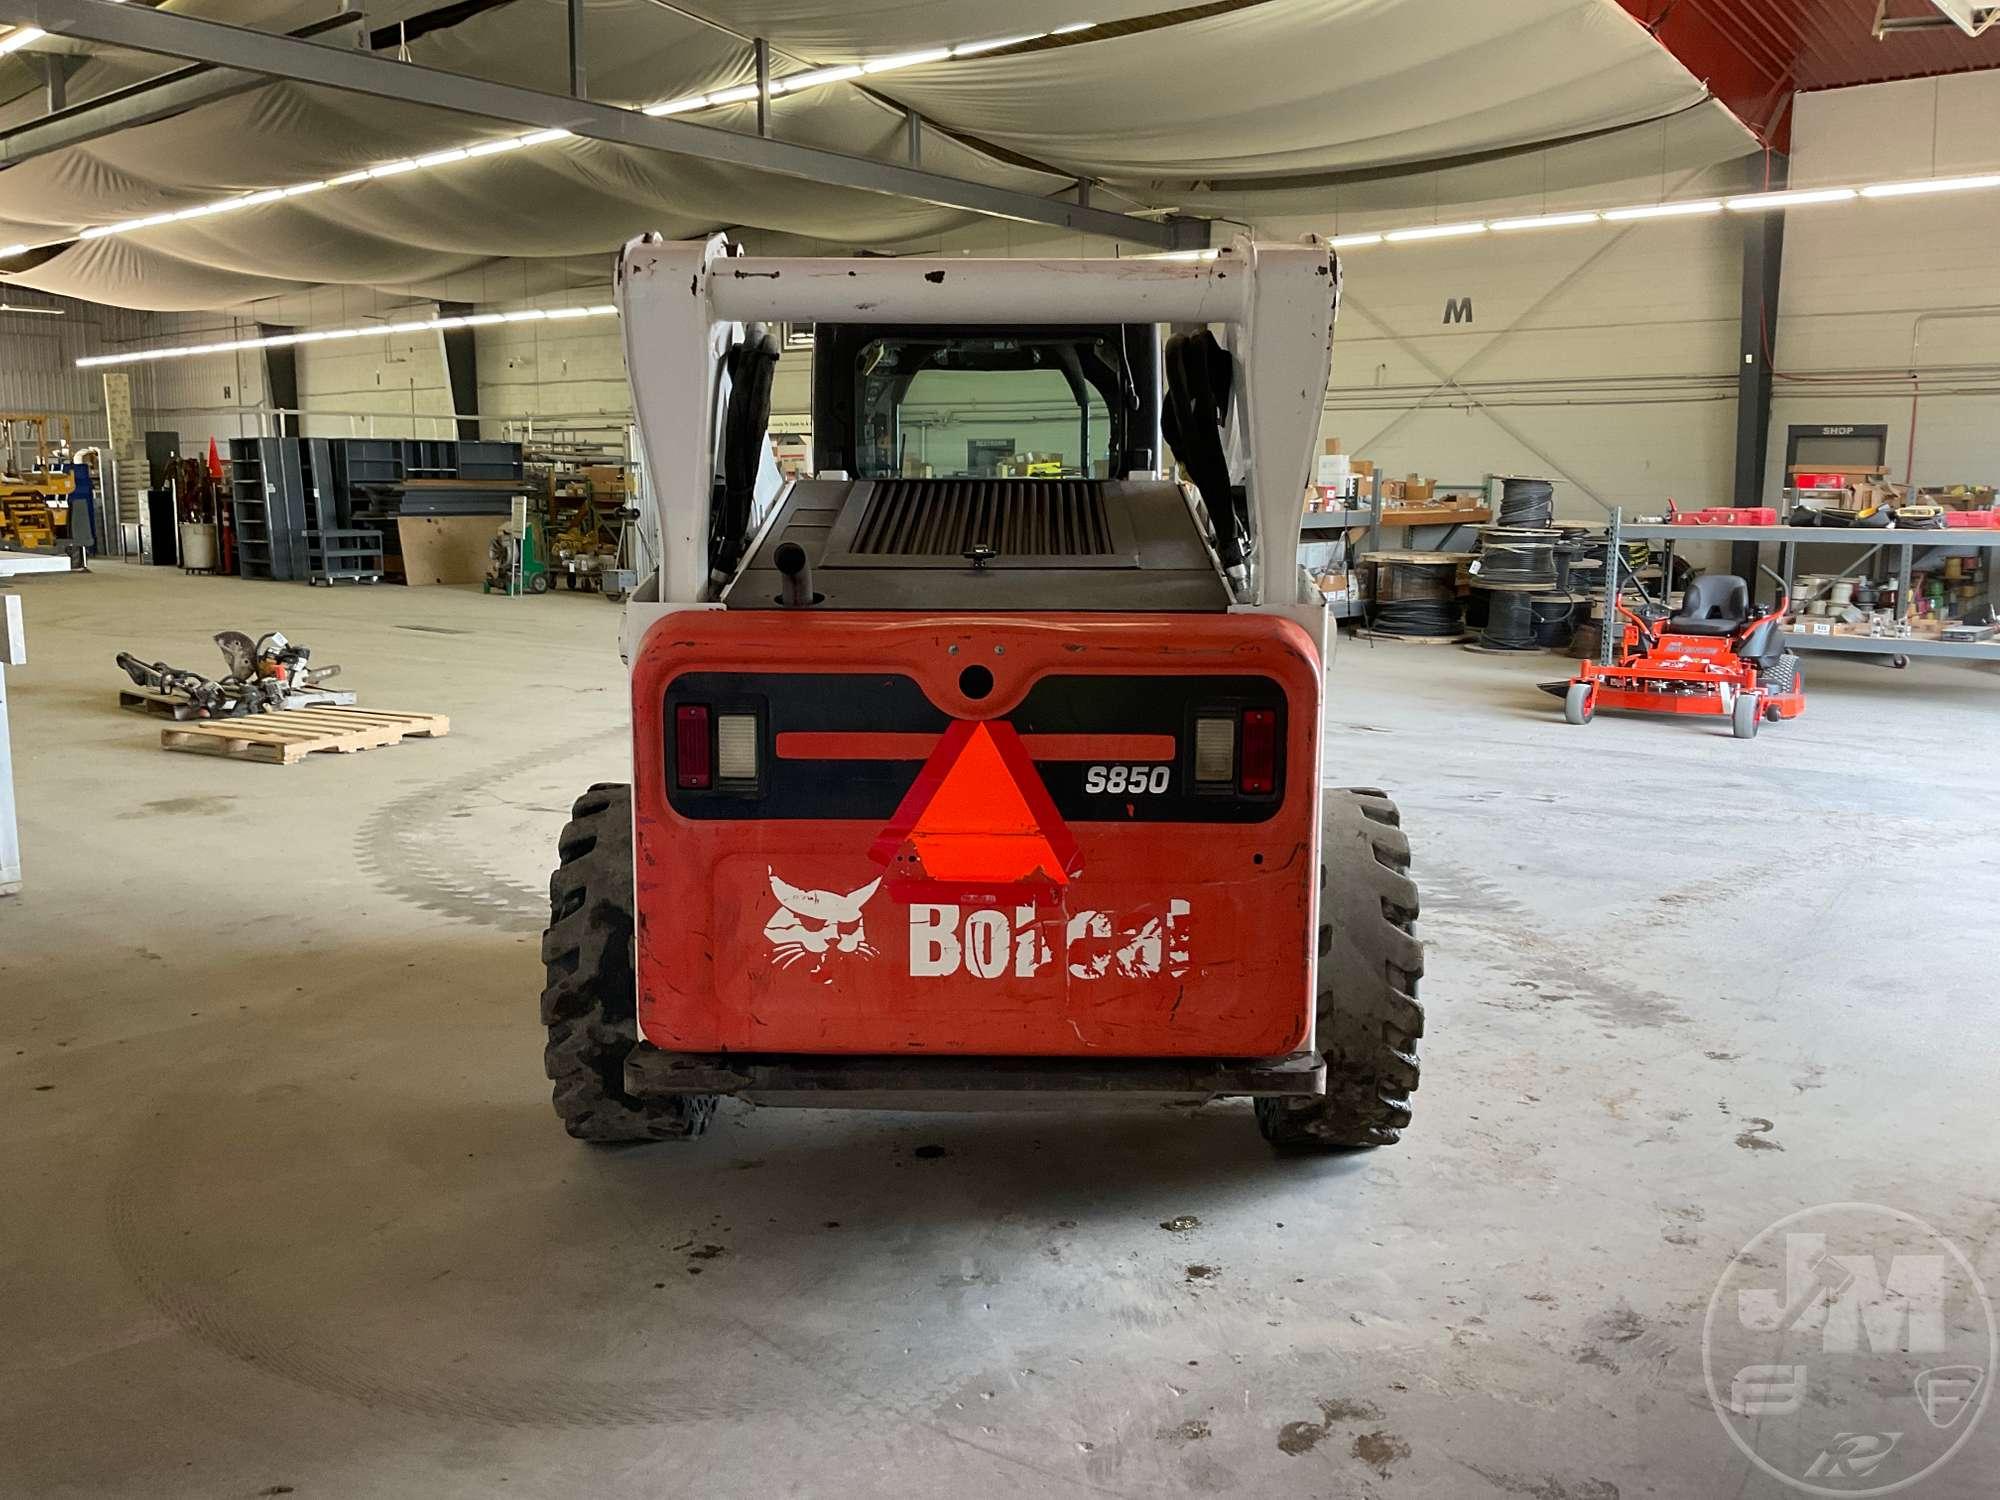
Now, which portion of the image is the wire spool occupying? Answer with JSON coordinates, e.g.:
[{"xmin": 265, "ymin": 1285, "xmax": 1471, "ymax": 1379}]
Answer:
[
  {"xmin": 1496, "ymin": 476, "xmax": 1556, "ymax": 528},
  {"xmin": 1476, "ymin": 586, "xmax": 1541, "ymax": 650},
  {"xmin": 1367, "ymin": 554, "xmax": 1464, "ymax": 638},
  {"xmin": 1532, "ymin": 594, "xmax": 1581, "ymax": 649},
  {"xmin": 1473, "ymin": 526, "xmax": 1559, "ymax": 588},
  {"xmin": 1571, "ymin": 619, "xmax": 1602, "ymax": 660}
]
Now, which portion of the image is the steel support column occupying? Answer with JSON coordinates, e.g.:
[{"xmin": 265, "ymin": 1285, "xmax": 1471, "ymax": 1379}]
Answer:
[
  {"xmin": 566, "ymin": 0, "xmax": 585, "ymax": 98},
  {"xmin": 259, "ymin": 325, "xmax": 299, "ymax": 437},
  {"xmin": 1732, "ymin": 155, "xmax": 1787, "ymax": 585},
  {"xmin": 437, "ymin": 301, "xmax": 482, "ymax": 442}
]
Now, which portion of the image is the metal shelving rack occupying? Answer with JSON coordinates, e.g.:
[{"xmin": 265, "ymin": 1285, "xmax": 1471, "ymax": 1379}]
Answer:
[
  {"xmin": 1601, "ymin": 514, "xmax": 2000, "ymax": 663},
  {"xmin": 1300, "ymin": 474, "xmax": 1492, "ymax": 620}
]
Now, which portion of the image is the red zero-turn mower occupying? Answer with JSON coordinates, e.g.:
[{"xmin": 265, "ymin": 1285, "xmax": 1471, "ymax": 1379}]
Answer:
[{"xmin": 1547, "ymin": 567, "xmax": 1804, "ymax": 739}]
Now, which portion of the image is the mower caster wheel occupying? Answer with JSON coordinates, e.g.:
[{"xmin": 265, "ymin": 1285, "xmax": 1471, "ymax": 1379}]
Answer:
[
  {"xmin": 1891, "ymin": 654, "xmax": 1909, "ymax": 671},
  {"xmin": 1764, "ymin": 702, "xmax": 1783, "ymax": 723},
  {"xmin": 540, "ymin": 783, "xmax": 715, "ymax": 1143},
  {"xmin": 1732, "ymin": 693, "xmax": 1761, "ymax": 740},
  {"xmin": 1562, "ymin": 682, "xmax": 1593, "ymax": 725},
  {"xmin": 1256, "ymin": 790, "xmax": 1423, "ymax": 1151},
  {"xmin": 529, "ymin": 573, "xmax": 551, "ymax": 595}
]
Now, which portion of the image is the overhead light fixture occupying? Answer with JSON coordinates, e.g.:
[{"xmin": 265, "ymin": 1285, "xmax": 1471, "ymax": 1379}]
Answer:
[
  {"xmin": 1384, "ymin": 222, "xmax": 1487, "ymax": 242},
  {"xmin": 74, "ymin": 303, "xmax": 619, "ymax": 368},
  {"xmin": 704, "ymin": 83, "xmax": 761, "ymax": 104},
  {"xmin": 1861, "ymin": 173, "xmax": 2000, "ymax": 198},
  {"xmin": 0, "ymin": 243, "xmax": 29, "ymax": 258},
  {"xmin": 1051, "ymin": 21, "xmax": 1097, "ymax": 34},
  {"xmin": 1726, "ymin": 187, "xmax": 1857, "ymax": 211},
  {"xmin": 1489, "ymin": 211, "xmax": 1601, "ymax": 232},
  {"xmin": 0, "ymin": 25, "xmax": 46, "ymax": 55},
  {"xmin": 644, "ymin": 93, "xmax": 709, "ymax": 116},
  {"xmin": 863, "ymin": 48, "xmax": 951, "ymax": 73},
  {"xmin": 1328, "ymin": 232, "xmax": 1384, "ymax": 249},
  {"xmin": 1602, "ymin": 199, "xmax": 1724, "ymax": 221},
  {"xmin": 0, "ymin": 302, "xmax": 62, "ymax": 316},
  {"xmin": 952, "ymin": 35, "xmax": 1043, "ymax": 55},
  {"xmin": 774, "ymin": 64, "xmax": 861, "ymax": 92}
]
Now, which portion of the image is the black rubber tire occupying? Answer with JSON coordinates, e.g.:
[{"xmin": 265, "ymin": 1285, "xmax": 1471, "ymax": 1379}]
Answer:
[
  {"xmin": 1731, "ymin": 693, "xmax": 1761, "ymax": 740},
  {"xmin": 540, "ymin": 783, "xmax": 715, "ymax": 1143},
  {"xmin": 1256, "ymin": 789, "xmax": 1425, "ymax": 1149},
  {"xmin": 1563, "ymin": 681, "xmax": 1593, "ymax": 725}
]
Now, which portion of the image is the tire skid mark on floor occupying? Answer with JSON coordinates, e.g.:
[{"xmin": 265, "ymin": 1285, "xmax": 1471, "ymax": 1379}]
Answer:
[
  {"xmin": 1425, "ymin": 857, "xmax": 1688, "ymax": 1030},
  {"xmin": 102, "ymin": 1085, "xmax": 761, "ymax": 1430},
  {"xmin": 355, "ymin": 729, "xmax": 622, "ymax": 932}
]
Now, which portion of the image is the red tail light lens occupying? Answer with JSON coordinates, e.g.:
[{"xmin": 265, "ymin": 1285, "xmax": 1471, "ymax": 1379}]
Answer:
[
  {"xmin": 675, "ymin": 704, "xmax": 712, "ymax": 789},
  {"xmin": 1238, "ymin": 708, "xmax": 1276, "ymax": 795}
]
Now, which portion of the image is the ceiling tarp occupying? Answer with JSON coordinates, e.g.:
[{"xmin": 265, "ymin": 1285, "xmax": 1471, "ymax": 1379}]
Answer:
[{"xmin": 0, "ymin": 0, "xmax": 1756, "ymax": 311}]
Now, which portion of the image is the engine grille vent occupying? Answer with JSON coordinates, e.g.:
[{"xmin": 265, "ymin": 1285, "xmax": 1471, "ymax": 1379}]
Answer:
[{"xmin": 847, "ymin": 479, "xmax": 1114, "ymax": 558}]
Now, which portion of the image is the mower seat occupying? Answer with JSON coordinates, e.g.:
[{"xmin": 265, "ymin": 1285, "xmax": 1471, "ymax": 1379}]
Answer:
[{"xmin": 1671, "ymin": 574, "xmax": 1749, "ymax": 637}]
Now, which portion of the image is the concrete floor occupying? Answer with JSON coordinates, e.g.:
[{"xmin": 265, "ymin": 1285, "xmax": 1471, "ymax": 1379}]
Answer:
[{"xmin": 2, "ymin": 561, "xmax": 1996, "ymax": 1498}]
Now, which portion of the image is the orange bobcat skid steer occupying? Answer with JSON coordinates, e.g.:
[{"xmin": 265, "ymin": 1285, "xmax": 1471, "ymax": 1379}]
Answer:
[{"xmin": 540, "ymin": 234, "xmax": 1425, "ymax": 1150}]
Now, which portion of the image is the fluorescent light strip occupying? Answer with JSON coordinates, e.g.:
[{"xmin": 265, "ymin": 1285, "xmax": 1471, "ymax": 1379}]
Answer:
[
  {"xmin": 1, "ymin": 243, "xmax": 28, "ymax": 258},
  {"xmin": 1384, "ymin": 222, "xmax": 1487, "ymax": 243},
  {"xmin": 642, "ymin": 25, "xmax": 1091, "ymax": 116},
  {"xmin": 1602, "ymin": 198, "xmax": 1724, "ymax": 221},
  {"xmin": 1726, "ymin": 187, "xmax": 1857, "ymax": 211},
  {"xmin": 1489, "ymin": 211, "xmax": 1601, "ymax": 232},
  {"xmin": 52, "ymin": 23, "xmax": 1100, "ymax": 246},
  {"xmin": 73, "ymin": 304, "xmax": 619, "ymax": 369},
  {"xmin": 0, "ymin": 25, "xmax": 46, "ymax": 55},
  {"xmin": 67, "ymin": 126, "xmax": 576, "ymax": 242},
  {"xmin": 1861, "ymin": 173, "xmax": 2000, "ymax": 198}
]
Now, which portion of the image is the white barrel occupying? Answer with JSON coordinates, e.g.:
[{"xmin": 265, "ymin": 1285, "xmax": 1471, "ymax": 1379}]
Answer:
[{"xmin": 179, "ymin": 522, "xmax": 217, "ymax": 572}]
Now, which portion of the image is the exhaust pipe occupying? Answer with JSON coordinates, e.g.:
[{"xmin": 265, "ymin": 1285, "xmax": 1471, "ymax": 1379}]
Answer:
[{"xmin": 775, "ymin": 542, "xmax": 816, "ymax": 607}]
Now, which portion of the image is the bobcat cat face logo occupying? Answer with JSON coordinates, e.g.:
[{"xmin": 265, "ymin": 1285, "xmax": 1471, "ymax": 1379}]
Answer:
[{"xmin": 763, "ymin": 870, "xmax": 881, "ymax": 976}]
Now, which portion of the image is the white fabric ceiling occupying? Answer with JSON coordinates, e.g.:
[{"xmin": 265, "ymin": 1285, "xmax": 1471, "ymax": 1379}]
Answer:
[{"xmin": 0, "ymin": 0, "xmax": 1756, "ymax": 312}]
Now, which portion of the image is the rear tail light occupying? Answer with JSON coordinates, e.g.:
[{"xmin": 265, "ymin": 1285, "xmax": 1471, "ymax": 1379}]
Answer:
[
  {"xmin": 716, "ymin": 713, "xmax": 760, "ymax": 784},
  {"xmin": 674, "ymin": 705, "xmax": 711, "ymax": 789},
  {"xmin": 1238, "ymin": 708, "xmax": 1276, "ymax": 795},
  {"xmin": 1193, "ymin": 716, "xmax": 1236, "ymax": 784}
]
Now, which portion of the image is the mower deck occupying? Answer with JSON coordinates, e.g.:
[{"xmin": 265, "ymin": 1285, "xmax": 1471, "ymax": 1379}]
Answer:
[{"xmin": 625, "ymin": 1046, "xmax": 1325, "ymax": 1111}]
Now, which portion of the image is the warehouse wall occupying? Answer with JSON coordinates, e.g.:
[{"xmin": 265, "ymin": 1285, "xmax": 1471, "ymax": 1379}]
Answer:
[
  {"xmin": 1311, "ymin": 212, "xmax": 1742, "ymax": 518},
  {"xmin": 294, "ymin": 321, "xmax": 456, "ymax": 442},
  {"xmin": 1773, "ymin": 74, "xmax": 2000, "ymax": 493},
  {"xmin": 134, "ymin": 312, "xmax": 268, "ymax": 451},
  {"xmin": 474, "ymin": 301, "xmax": 628, "ymax": 452}
]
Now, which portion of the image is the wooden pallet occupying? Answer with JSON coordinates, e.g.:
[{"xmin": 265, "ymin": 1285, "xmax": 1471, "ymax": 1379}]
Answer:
[{"xmin": 160, "ymin": 707, "xmax": 449, "ymax": 765}]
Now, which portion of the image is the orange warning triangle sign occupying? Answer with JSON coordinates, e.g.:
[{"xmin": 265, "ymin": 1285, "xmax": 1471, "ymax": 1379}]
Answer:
[{"xmin": 869, "ymin": 720, "xmax": 1082, "ymax": 905}]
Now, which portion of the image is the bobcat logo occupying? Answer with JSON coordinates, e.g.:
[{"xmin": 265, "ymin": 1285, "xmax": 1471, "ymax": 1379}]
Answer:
[{"xmin": 763, "ymin": 870, "xmax": 881, "ymax": 976}]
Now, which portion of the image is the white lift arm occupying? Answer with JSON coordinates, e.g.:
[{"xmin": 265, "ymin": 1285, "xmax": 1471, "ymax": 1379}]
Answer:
[{"xmin": 615, "ymin": 232, "xmax": 1339, "ymax": 609}]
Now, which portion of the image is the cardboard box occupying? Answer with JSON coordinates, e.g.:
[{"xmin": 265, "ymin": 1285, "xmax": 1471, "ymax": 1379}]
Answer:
[{"xmin": 1403, "ymin": 475, "xmax": 1435, "ymax": 504}]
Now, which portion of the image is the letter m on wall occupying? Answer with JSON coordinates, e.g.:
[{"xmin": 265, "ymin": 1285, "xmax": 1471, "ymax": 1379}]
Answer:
[{"xmin": 1443, "ymin": 296, "xmax": 1474, "ymax": 325}]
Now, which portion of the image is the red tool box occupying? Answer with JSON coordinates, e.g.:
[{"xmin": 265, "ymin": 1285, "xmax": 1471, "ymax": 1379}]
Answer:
[{"xmin": 1667, "ymin": 503, "xmax": 1778, "ymax": 527}]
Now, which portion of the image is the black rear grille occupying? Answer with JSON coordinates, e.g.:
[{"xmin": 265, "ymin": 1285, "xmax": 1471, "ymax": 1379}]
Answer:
[{"xmin": 848, "ymin": 479, "xmax": 1114, "ymax": 558}]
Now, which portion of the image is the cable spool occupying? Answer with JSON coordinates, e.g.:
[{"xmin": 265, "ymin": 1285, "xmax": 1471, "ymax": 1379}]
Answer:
[
  {"xmin": 1497, "ymin": 476, "xmax": 1556, "ymax": 528},
  {"xmin": 1477, "ymin": 586, "xmax": 1541, "ymax": 650},
  {"xmin": 1367, "ymin": 554, "xmax": 1464, "ymax": 638},
  {"xmin": 1532, "ymin": 594, "xmax": 1581, "ymax": 649},
  {"xmin": 1473, "ymin": 526, "xmax": 1559, "ymax": 587}
]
